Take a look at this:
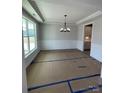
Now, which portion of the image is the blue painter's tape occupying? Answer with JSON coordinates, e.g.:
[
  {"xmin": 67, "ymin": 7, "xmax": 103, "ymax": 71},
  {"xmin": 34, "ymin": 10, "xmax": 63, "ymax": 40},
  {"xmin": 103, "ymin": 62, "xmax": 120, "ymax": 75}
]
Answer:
[
  {"xmin": 28, "ymin": 74, "xmax": 100, "ymax": 91},
  {"xmin": 74, "ymin": 85, "xmax": 102, "ymax": 93},
  {"xmin": 68, "ymin": 74, "xmax": 100, "ymax": 82},
  {"xmin": 67, "ymin": 81, "xmax": 73, "ymax": 93},
  {"xmin": 28, "ymin": 80, "xmax": 67, "ymax": 91}
]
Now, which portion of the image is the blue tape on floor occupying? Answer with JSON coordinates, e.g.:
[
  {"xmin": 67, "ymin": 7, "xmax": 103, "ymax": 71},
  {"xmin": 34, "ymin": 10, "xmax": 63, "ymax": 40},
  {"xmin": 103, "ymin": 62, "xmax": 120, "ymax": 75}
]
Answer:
[
  {"xmin": 28, "ymin": 74, "xmax": 100, "ymax": 91},
  {"xmin": 67, "ymin": 81, "xmax": 73, "ymax": 93},
  {"xmin": 74, "ymin": 85, "xmax": 102, "ymax": 93}
]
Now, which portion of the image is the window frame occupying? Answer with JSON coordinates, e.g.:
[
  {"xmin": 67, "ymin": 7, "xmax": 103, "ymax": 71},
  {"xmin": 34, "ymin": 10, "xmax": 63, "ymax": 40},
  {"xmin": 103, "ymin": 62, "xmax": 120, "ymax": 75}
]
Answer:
[{"xmin": 22, "ymin": 16, "xmax": 37, "ymax": 58}]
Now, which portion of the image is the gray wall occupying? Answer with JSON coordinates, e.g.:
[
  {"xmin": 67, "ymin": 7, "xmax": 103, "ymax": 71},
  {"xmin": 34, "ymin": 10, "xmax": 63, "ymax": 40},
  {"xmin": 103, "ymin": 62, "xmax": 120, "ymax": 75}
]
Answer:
[
  {"xmin": 38, "ymin": 16, "xmax": 102, "ymax": 61},
  {"xmin": 40, "ymin": 23, "xmax": 78, "ymax": 50},
  {"xmin": 77, "ymin": 15, "xmax": 102, "ymax": 62},
  {"xmin": 22, "ymin": 48, "xmax": 27, "ymax": 93},
  {"xmin": 90, "ymin": 16, "xmax": 102, "ymax": 61},
  {"xmin": 40, "ymin": 24, "xmax": 77, "ymax": 40}
]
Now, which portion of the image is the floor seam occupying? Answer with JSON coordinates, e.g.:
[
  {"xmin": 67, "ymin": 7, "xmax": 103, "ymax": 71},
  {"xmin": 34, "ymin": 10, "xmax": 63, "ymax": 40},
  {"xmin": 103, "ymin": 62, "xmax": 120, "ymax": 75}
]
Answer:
[{"xmin": 28, "ymin": 74, "xmax": 100, "ymax": 91}]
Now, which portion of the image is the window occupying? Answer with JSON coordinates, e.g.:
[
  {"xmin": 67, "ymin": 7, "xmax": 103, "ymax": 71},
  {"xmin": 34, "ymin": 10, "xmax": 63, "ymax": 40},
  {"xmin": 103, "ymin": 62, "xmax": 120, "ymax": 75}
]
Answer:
[{"xmin": 22, "ymin": 17, "xmax": 37, "ymax": 57}]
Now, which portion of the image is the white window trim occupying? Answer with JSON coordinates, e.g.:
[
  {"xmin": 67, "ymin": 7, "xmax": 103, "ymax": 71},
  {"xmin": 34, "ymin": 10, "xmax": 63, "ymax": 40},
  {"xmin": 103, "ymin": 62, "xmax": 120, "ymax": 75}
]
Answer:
[
  {"xmin": 22, "ymin": 16, "xmax": 37, "ymax": 58},
  {"xmin": 25, "ymin": 47, "xmax": 37, "ymax": 58}
]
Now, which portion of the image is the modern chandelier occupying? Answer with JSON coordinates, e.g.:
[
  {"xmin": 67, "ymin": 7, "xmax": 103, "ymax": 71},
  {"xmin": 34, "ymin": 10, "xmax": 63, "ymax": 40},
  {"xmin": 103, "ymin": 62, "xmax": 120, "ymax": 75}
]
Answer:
[{"xmin": 60, "ymin": 15, "xmax": 70, "ymax": 32}]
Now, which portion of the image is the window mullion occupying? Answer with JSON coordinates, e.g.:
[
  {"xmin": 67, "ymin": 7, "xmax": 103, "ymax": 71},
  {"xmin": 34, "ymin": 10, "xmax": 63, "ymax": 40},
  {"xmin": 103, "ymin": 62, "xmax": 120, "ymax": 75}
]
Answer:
[
  {"xmin": 34, "ymin": 24, "xmax": 37, "ymax": 49},
  {"xmin": 26, "ymin": 21, "xmax": 30, "ymax": 52}
]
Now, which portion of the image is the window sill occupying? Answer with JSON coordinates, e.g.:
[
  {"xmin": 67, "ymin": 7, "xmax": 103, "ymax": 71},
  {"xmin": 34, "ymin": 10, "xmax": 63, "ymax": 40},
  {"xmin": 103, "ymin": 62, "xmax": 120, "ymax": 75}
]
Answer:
[{"xmin": 24, "ymin": 48, "xmax": 37, "ymax": 59}]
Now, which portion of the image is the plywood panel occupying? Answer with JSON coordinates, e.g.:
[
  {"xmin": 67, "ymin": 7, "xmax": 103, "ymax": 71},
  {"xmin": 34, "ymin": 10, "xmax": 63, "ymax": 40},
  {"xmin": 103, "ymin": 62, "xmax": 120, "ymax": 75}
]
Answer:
[
  {"xmin": 27, "ymin": 49, "xmax": 102, "ymax": 91},
  {"xmin": 27, "ymin": 59, "xmax": 101, "ymax": 87},
  {"xmin": 34, "ymin": 50, "xmax": 89, "ymax": 62},
  {"xmin": 85, "ymin": 88, "xmax": 102, "ymax": 93},
  {"xmin": 70, "ymin": 76, "xmax": 100, "ymax": 91},
  {"xmin": 28, "ymin": 83, "xmax": 71, "ymax": 93}
]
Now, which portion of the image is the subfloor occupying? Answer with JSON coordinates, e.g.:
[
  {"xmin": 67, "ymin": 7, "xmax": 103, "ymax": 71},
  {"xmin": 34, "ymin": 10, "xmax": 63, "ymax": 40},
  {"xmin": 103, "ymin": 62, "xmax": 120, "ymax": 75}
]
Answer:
[
  {"xmin": 83, "ymin": 50, "xmax": 90, "ymax": 56},
  {"xmin": 27, "ymin": 49, "xmax": 102, "ymax": 93}
]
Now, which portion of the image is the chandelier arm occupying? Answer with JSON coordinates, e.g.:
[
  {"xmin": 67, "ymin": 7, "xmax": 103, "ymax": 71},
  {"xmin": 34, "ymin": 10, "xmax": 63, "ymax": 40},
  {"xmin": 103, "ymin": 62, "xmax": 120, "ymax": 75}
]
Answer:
[
  {"xmin": 60, "ymin": 14, "xmax": 70, "ymax": 32},
  {"xmin": 65, "ymin": 15, "xmax": 67, "ymax": 29}
]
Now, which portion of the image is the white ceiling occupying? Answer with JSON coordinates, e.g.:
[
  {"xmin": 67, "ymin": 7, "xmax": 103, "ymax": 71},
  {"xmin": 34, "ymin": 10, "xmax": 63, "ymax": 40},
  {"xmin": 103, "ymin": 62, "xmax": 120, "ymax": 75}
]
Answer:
[
  {"xmin": 22, "ymin": 0, "xmax": 43, "ymax": 22},
  {"xmin": 34, "ymin": 0, "xmax": 102, "ymax": 23}
]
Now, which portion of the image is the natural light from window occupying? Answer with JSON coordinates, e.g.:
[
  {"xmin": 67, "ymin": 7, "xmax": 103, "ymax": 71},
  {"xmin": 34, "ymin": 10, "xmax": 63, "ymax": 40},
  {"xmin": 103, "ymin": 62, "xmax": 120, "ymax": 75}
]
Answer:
[{"xmin": 22, "ymin": 17, "xmax": 37, "ymax": 57}]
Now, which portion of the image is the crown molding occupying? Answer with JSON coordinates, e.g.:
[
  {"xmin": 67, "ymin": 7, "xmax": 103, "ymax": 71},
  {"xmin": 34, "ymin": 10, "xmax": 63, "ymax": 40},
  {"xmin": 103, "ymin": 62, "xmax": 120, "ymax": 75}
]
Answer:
[
  {"xmin": 22, "ymin": 0, "xmax": 43, "ymax": 23},
  {"xmin": 76, "ymin": 10, "xmax": 102, "ymax": 25},
  {"xmin": 43, "ymin": 22, "xmax": 77, "ymax": 26},
  {"xmin": 28, "ymin": 0, "xmax": 45, "ymax": 22}
]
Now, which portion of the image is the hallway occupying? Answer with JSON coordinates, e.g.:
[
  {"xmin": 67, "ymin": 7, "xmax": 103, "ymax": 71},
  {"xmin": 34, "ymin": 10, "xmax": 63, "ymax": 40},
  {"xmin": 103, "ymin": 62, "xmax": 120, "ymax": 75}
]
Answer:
[{"xmin": 27, "ymin": 50, "xmax": 102, "ymax": 93}]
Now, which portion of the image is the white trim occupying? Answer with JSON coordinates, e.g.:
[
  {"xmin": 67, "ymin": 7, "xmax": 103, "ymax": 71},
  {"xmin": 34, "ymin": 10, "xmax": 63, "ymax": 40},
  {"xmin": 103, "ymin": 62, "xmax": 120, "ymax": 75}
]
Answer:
[
  {"xmin": 43, "ymin": 22, "xmax": 76, "ymax": 26},
  {"xmin": 83, "ymin": 22, "xmax": 94, "ymax": 26},
  {"xmin": 22, "ymin": 17, "xmax": 38, "ymax": 58},
  {"xmin": 22, "ymin": 0, "xmax": 43, "ymax": 22},
  {"xmin": 82, "ymin": 22, "xmax": 94, "ymax": 52},
  {"xmin": 40, "ymin": 40, "xmax": 77, "ymax": 50},
  {"xmin": 76, "ymin": 10, "xmax": 102, "ymax": 24},
  {"xmin": 23, "ymin": 16, "xmax": 36, "ymax": 24},
  {"xmin": 24, "ymin": 48, "xmax": 37, "ymax": 58}
]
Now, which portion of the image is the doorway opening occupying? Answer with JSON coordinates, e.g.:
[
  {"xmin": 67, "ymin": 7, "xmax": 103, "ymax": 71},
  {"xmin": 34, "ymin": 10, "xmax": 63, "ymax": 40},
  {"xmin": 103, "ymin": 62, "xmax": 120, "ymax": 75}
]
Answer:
[{"xmin": 83, "ymin": 24, "xmax": 93, "ymax": 56}]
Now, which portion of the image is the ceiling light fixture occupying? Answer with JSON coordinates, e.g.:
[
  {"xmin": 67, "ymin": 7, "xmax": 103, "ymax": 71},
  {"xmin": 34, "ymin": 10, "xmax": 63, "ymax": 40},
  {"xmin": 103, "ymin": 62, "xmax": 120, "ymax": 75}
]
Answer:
[{"xmin": 60, "ymin": 15, "xmax": 70, "ymax": 32}]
